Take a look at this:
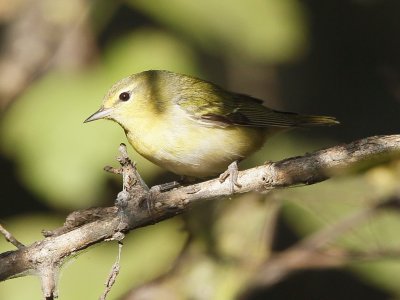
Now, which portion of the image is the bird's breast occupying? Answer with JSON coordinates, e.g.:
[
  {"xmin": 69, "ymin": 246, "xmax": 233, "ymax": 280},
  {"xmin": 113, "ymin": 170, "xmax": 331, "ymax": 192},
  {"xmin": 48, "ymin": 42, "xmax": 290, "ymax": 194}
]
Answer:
[{"xmin": 124, "ymin": 108, "xmax": 267, "ymax": 177}]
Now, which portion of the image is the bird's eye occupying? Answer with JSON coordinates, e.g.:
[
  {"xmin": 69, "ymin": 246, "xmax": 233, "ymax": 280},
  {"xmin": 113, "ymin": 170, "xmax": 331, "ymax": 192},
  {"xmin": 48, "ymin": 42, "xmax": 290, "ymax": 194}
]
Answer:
[{"xmin": 119, "ymin": 92, "xmax": 130, "ymax": 101}]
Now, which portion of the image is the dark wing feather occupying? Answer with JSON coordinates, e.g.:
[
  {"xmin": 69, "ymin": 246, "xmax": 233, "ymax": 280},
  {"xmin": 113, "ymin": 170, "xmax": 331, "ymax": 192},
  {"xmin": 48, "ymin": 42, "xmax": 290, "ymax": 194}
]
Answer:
[{"xmin": 175, "ymin": 76, "xmax": 338, "ymax": 128}]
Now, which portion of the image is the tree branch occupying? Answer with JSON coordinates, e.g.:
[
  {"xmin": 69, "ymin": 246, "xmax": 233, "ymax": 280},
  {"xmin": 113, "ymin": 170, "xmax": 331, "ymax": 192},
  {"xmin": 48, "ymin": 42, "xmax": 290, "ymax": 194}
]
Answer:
[{"xmin": 0, "ymin": 135, "xmax": 399, "ymax": 299}]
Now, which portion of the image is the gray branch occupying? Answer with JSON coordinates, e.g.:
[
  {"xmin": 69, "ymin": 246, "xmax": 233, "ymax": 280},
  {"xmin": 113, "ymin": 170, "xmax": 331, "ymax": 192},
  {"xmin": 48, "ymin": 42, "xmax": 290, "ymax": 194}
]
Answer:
[{"xmin": 0, "ymin": 134, "xmax": 399, "ymax": 299}]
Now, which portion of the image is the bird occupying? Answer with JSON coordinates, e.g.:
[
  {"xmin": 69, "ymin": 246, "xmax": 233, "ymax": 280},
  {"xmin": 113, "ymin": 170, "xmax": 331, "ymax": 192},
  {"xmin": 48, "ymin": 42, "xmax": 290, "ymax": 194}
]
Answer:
[{"xmin": 85, "ymin": 70, "xmax": 338, "ymax": 191}]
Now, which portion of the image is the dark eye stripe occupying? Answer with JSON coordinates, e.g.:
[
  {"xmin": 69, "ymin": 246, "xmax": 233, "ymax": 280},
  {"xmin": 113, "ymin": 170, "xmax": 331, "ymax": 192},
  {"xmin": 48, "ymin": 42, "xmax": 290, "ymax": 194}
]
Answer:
[{"xmin": 119, "ymin": 92, "xmax": 130, "ymax": 101}]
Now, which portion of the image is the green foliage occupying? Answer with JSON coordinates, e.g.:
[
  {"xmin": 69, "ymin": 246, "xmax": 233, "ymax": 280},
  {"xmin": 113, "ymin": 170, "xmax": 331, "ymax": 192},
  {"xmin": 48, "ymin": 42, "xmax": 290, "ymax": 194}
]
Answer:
[{"xmin": 129, "ymin": 0, "xmax": 308, "ymax": 62}]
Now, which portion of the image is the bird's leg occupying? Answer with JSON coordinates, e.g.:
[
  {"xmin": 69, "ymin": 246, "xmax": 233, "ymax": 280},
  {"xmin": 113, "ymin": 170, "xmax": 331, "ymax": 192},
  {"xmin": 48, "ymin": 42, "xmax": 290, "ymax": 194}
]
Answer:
[
  {"xmin": 219, "ymin": 160, "xmax": 242, "ymax": 194},
  {"xmin": 146, "ymin": 181, "xmax": 181, "ymax": 221}
]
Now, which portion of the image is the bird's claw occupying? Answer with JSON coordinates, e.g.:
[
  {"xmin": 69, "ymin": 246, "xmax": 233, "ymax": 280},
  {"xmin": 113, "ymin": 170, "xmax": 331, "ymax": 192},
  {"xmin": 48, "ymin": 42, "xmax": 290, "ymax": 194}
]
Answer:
[{"xmin": 219, "ymin": 161, "xmax": 242, "ymax": 194}]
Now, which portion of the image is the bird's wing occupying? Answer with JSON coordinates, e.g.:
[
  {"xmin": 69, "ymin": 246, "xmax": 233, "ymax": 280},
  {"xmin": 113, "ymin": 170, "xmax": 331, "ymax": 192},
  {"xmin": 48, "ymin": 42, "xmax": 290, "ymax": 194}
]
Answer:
[
  {"xmin": 174, "ymin": 77, "xmax": 338, "ymax": 128},
  {"xmin": 175, "ymin": 82, "xmax": 310, "ymax": 128}
]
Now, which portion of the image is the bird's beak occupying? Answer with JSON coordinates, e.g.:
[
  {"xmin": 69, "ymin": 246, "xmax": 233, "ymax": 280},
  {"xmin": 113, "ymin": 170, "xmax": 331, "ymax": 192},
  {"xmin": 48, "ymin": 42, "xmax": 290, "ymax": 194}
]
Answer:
[{"xmin": 84, "ymin": 107, "xmax": 113, "ymax": 123}]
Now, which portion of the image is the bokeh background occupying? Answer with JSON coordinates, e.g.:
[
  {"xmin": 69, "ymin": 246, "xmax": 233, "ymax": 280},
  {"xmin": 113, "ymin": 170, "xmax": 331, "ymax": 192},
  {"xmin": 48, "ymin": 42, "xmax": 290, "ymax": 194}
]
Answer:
[{"xmin": 1, "ymin": 0, "xmax": 400, "ymax": 299}]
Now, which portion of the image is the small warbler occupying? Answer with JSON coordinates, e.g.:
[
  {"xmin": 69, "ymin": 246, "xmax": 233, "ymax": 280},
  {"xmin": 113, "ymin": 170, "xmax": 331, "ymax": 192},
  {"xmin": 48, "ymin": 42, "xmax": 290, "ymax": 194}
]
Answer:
[{"xmin": 85, "ymin": 70, "xmax": 338, "ymax": 188}]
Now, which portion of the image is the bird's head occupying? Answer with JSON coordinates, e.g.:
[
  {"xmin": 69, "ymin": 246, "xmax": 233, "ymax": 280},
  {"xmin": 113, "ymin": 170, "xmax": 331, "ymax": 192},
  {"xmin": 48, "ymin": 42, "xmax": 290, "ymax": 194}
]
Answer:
[{"xmin": 84, "ymin": 70, "xmax": 172, "ymax": 127}]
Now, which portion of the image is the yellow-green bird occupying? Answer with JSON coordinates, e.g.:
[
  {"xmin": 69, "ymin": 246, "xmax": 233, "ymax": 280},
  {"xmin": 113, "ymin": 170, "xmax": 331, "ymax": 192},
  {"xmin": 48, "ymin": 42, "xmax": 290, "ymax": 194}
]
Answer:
[{"xmin": 85, "ymin": 70, "xmax": 338, "ymax": 188}]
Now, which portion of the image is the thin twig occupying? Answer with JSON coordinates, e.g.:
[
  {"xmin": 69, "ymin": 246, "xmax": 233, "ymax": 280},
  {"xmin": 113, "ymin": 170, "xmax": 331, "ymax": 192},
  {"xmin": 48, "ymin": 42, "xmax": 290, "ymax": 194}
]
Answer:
[
  {"xmin": 0, "ymin": 223, "xmax": 24, "ymax": 249},
  {"xmin": 99, "ymin": 242, "xmax": 123, "ymax": 300}
]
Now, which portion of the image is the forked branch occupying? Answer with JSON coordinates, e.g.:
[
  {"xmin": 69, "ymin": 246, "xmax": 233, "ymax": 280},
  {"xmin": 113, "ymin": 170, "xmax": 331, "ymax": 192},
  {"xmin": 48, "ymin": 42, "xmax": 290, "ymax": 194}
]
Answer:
[{"xmin": 0, "ymin": 135, "xmax": 399, "ymax": 299}]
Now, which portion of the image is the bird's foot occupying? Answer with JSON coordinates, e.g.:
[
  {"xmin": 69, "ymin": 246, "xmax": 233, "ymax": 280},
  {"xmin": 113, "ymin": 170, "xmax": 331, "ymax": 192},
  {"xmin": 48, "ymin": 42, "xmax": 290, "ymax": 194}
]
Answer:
[
  {"xmin": 219, "ymin": 161, "xmax": 242, "ymax": 194},
  {"xmin": 146, "ymin": 181, "xmax": 181, "ymax": 222}
]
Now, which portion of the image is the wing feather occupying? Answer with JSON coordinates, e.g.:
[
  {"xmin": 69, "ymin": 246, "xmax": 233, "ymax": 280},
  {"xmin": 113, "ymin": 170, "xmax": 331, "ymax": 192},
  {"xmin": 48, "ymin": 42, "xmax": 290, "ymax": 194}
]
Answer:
[{"xmin": 174, "ymin": 76, "xmax": 338, "ymax": 128}]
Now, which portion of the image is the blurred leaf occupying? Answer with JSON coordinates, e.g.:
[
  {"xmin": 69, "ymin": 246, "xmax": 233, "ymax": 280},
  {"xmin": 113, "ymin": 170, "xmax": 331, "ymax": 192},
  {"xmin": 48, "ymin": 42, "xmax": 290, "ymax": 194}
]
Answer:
[
  {"xmin": 215, "ymin": 193, "xmax": 275, "ymax": 261},
  {"xmin": 103, "ymin": 28, "xmax": 198, "ymax": 79},
  {"xmin": 352, "ymin": 260, "xmax": 400, "ymax": 296},
  {"xmin": 1, "ymin": 71, "xmax": 127, "ymax": 208},
  {"xmin": 129, "ymin": 0, "xmax": 308, "ymax": 62}
]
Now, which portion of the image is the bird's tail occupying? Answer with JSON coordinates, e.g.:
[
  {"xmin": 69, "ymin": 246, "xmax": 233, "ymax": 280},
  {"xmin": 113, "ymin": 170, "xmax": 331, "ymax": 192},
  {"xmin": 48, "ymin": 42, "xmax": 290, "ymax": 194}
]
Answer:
[
  {"xmin": 262, "ymin": 109, "xmax": 339, "ymax": 128},
  {"xmin": 290, "ymin": 113, "xmax": 340, "ymax": 127}
]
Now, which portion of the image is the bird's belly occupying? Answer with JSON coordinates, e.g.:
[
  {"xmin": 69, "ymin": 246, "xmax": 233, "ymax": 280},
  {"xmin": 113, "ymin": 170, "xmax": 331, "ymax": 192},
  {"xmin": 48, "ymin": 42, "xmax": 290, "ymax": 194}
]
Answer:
[{"xmin": 126, "ymin": 120, "xmax": 266, "ymax": 178}]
